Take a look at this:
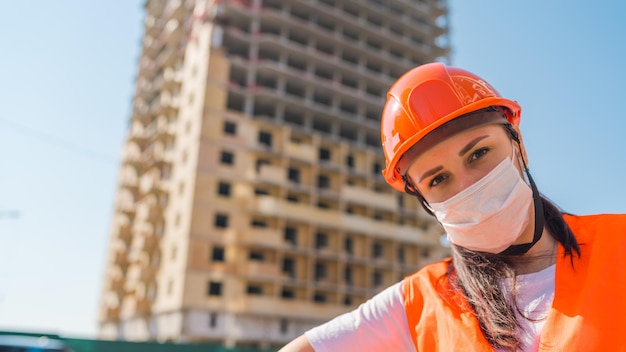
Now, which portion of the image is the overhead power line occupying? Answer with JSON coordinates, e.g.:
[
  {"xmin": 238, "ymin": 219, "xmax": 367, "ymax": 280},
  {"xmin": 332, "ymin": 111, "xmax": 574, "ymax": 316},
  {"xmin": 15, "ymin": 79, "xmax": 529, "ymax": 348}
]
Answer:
[
  {"xmin": 0, "ymin": 210, "xmax": 20, "ymax": 219},
  {"xmin": 0, "ymin": 118, "xmax": 118, "ymax": 164}
]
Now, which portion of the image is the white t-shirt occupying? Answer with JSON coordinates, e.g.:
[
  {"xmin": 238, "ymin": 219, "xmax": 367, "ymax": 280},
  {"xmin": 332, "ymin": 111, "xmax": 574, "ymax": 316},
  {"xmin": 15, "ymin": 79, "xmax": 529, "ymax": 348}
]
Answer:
[
  {"xmin": 305, "ymin": 282, "xmax": 415, "ymax": 351},
  {"xmin": 306, "ymin": 265, "xmax": 556, "ymax": 352},
  {"xmin": 498, "ymin": 264, "xmax": 556, "ymax": 352}
]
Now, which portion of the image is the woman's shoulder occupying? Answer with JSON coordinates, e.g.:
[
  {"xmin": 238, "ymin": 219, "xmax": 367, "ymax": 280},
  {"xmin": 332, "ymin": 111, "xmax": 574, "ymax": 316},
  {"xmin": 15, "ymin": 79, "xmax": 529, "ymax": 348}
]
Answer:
[
  {"xmin": 564, "ymin": 212, "xmax": 626, "ymax": 223},
  {"xmin": 561, "ymin": 213, "xmax": 626, "ymax": 254},
  {"xmin": 563, "ymin": 213, "xmax": 626, "ymax": 236},
  {"xmin": 405, "ymin": 257, "xmax": 451, "ymax": 282},
  {"xmin": 402, "ymin": 258, "xmax": 452, "ymax": 300}
]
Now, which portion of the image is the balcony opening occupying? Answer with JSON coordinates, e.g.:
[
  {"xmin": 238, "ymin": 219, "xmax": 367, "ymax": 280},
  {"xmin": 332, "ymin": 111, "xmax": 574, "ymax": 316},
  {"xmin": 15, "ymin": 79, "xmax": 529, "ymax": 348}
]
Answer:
[
  {"xmin": 284, "ymin": 227, "xmax": 298, "ymax": 245},
  {"xmin": 366, "ymin": 61, "xmax": 383, "ymax": 74},
  {"xmin": 344, "ymin": 237, "xmax": 353, "ymax": 255},
  {"xmin": 285, "ymin": 82, "xmax": 305, "ymax": 97},
  {"xmin": 283, "ymin": 257, "xmax": 295, "ymax": 277},
  {"xmin": 341, "ymin": 75, "xmax": 358, "ymax": 89},
  {"xmin": 281, "ymin": 288, "xmax": 295, "ymax": 299},
  {"xmin": 218, "ymin": 181, "xmax": 231, "ymax": 196},
  {"xmin": 212, "ymin": 247, "xmax": 225, "ymax": 262},
  {"xmin": 312, "ymin": 119, "xmax": 331, "ymax": 134},
  {"xmin": 339, "ymin": 126, "xmax": 357, "ymax": 141},
  {"xmin": 342, "ymin": 28, "xmax": 359, "ymax": 42},
  {"xmin": 255, "ymin": 158, "xmax": 271, "ymax": 172},
  {"xmin": 366, "ymin": 133, "xmax": 380, "ymax": 148},
  {"xmin": 284, "ymin": 109, "xmax": 305, "ymax": 126},
  {"xmin": 367, "ymin": 13, "xmax": 383, "ymax": 27},
  {"xmin": 313, "ymin": 91, "xmax": 332, "ymax": 106},
  {"xmin": 214, "ymin": 214, "xmax": 229, "ymax": 228},
  {"xmin": 315, "ymin": 262, "xmax": 327, "ymax": 280},
  {"xmin": 318, "ymin": 16, "xmax": 335, "ymax": 32},
  {"xmin": 287, "ymin": 31, "xmax": 308, "ymax": 46},
  {"xmin": 289, "ymin": 7, "xmax": 309, "ymax": 22},
  {"xmin": 259, "ymin": 23, "xmax": 281, "ymax": 36},
  {"xmin": 259, "ymin": 47, "xmax": 280, "ymax": 62},
  {"xmin": 315, "ymin": 42, "xmax": 334, "ymax": 56},
  {"xmin": 373, "ymin": 271, "xmax": 383, "ymax": 287},
  {"xmin": 365, "ymin": 109, "xmax": 380, "ymax": 122},
  {"xmin": 252, "ymin": 102, "xmax": 275, "ymax": 119},
  {"xmin": 251, "ymin": 219, "xmax": 268, "ymax": 228},
  {"xmin": 344, "ymin": 266, "xmax": 353, "ymax": 285},
  {"xmin": 247, "ymin": 285, "xmax": 263, "ymax": 295},
  {"xmin": 317, "ymin": 174, "xmax": 331, "ymax": 189},
  {"xmin": 372, "ymin": 161, "xmax": 383, "ymax": 175},
  {"xmin": 288, "ymin": 167, "xmax": 300, "ymax": 183},
  {"xmin": 313, "ymin": 292, "xmax": 326, "ymax": 303},
  {"xmin": 366, "ymin": 85, "xmax": 383, "ymax": 97},
  {"xmin": 256, "ymin": 73, "xmax": 277, "ymax": 89},
  {"xmin": 366, "ymin": 39, "xmax": 382, "ymax": 51},
  {"xmin": 286, "ymin": 56, "xmax": 307, "ymax": 71},
  {"xmin": 207, "ymin": 281, "xmax": 222, "ymax": 296},
  {"xmin": 315, "ymin": 66, "xmax": 334, "ymax": 81},
  {"xmin": 226, "ymin": 92, "xmax": 244, "ymax": 111},
  {"xmin": 341, "ymin": 51, "xmax": 359, "ymax": 65},
  {"xmin": 315, "ymin": 232, "xmax": 328, "ymax": 249},
  {"xmin": 258, "ymin": 131, "xmax": 273, "ymax": 147},
  {"xmin": 397, "ymin": 247, "xmax": 405, "ymax": 264},
  {"xmin": 343, "ymin": 3, "xmax": 359, "ymax": 17},
  {"xmin": 249, "ymin": 251, "xmax": 265, "ymax": 261},
  {"xmin": 346, "ymin": 154, "xmax": 354, "ymax": 168},
  {"xmin": 223, "ymin": 121, "xmax": 237, "ymax": 135},
  {"xmin": 319, "ymin": 147, "xmax": 331, "ymax": 161},
  {"xmin": 373, "ymin": 242, "xmax": 383, "ymax": 258},
  {"xmin": 340, "ymin": 101, "xmax": 357, "ymax": 115},
  {"xmin": 389, "ymin": 46, "xmax": 404, "ymax": 59},
  {"xmin": 220, "ymin": 150, "xmax": 234, "ymax": 165},
  {"xmin": 254, "ymin": 187, "xmax": 270, "ymax": 196}
]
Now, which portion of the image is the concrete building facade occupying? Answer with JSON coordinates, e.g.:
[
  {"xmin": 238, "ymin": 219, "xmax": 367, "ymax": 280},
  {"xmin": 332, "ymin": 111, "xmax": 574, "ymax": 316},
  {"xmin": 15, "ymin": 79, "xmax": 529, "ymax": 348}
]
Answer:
[{"xmin": 98, "ymin": 0, "xmax": 450, "ymax": 348}]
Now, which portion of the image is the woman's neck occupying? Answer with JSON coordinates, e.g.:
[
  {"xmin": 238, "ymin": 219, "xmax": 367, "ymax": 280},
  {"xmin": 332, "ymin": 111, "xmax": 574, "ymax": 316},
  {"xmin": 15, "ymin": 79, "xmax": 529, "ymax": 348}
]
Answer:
[{"xmin": 513, "ymin": 227, "xmax": 557, "ymax": 275}]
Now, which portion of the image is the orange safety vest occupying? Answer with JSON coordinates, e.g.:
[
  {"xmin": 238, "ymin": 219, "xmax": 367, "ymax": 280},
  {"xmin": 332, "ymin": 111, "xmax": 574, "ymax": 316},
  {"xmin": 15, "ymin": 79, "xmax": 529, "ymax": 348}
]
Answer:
[{"xmin": 402, "ymin": 214, "xmax": 626, "ymax": 351}]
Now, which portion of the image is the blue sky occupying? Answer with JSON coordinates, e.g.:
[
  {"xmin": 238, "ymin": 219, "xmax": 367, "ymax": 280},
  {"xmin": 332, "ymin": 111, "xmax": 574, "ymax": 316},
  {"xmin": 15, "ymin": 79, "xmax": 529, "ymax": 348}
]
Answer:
[{"xmin": 0, "ymin": 1, "xmax": 624, "ymax": 338}]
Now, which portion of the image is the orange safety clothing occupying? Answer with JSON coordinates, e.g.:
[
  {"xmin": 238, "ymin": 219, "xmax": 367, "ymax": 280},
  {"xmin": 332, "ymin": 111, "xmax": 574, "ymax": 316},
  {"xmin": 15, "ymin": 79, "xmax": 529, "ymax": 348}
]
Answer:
[{"xmin": 402, "ymin": 213, "xmax": 626, "ymax": 351}]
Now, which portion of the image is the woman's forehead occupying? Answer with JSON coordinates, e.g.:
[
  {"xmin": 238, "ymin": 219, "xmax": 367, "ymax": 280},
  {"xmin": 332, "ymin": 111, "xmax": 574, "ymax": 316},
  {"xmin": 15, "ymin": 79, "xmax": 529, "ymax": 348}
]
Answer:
[{"xmin": 399, "ymin": 111, "xmax": 508, "ymax": 174}]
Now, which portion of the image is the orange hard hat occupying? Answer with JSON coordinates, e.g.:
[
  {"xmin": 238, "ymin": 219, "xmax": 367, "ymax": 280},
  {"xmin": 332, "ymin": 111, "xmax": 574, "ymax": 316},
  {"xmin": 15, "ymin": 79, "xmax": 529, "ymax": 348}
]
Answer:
[{"xmin": 381, "ymin": 62, "xmax": 522, "ymax": 192}]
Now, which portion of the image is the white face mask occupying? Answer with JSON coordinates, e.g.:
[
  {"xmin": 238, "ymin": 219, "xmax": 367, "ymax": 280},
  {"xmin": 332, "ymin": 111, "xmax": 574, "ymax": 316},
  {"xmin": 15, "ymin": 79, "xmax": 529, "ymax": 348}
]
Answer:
[{"xmin": 427, "ymin": 151, "xmax": 533, "ymax": 253}]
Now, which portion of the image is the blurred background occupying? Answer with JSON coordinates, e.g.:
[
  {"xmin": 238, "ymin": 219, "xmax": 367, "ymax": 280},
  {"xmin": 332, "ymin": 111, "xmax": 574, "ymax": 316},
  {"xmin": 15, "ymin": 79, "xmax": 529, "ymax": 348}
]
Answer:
[{"xmin": 0, "ymin": 0, "xmax": 624, "ymax": 340}]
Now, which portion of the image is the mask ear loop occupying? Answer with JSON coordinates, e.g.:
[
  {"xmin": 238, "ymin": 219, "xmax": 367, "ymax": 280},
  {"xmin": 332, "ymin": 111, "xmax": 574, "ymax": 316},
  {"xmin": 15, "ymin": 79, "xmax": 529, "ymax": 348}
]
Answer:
[
  {"xmin": 402, "ymin": 175, "xmax": 435, "ymax": 217},
  {"xmin": 499, "ymin": 124, "xmax": 545, "ymax": 256}
]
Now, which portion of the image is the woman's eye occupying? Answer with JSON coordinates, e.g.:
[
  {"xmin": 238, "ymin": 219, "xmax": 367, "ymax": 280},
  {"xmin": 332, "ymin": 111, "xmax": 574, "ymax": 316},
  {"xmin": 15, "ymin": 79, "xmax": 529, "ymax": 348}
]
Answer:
[
  {"xmin": 469, "ymin": 147, "xmax": 489, "ymax": 162},
  {"xmin": 429, "ymin": 174, "xmax": 447, "ymax": 187}
]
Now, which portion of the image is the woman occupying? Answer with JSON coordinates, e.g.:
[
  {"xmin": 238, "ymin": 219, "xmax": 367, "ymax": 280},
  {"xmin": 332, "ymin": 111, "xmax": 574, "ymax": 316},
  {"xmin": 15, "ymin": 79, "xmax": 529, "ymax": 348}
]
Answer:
[{"xmin": 279, "ymin": 63, "xmax": 626, "ymax": 351}]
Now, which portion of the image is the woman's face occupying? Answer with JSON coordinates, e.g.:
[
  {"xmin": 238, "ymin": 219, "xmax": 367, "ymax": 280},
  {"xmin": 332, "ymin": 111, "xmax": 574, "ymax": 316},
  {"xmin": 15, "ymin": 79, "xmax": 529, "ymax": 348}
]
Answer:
[{"xmin": 405, "ymin": 121, "xmax": 523, "ymax": 204}]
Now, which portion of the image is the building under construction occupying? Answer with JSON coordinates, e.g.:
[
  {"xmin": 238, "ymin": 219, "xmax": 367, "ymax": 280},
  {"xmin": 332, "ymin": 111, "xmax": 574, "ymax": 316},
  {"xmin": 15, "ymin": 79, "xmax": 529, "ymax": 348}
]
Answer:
[{"xmin": 98, "ymin": 0, "xmax": 450, "ymax": 349}]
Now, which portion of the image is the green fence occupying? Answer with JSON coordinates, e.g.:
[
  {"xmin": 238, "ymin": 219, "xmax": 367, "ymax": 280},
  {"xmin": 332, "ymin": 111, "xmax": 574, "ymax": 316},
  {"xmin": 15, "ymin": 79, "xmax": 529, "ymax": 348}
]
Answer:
[{"xmin": 0, "ymin": 330, "xmax": 275, "ymax": 352}]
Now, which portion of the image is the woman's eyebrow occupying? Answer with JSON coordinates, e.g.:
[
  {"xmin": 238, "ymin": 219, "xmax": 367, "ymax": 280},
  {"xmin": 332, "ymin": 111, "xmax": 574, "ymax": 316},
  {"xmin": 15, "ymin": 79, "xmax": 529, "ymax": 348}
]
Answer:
[
  {"xmin": 418, "ymin": 165, "xmax": 443, "ymax": 183},
  {"xmin": 458, "ymin": 135, "xmax": 489, "ymax": 156}
]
